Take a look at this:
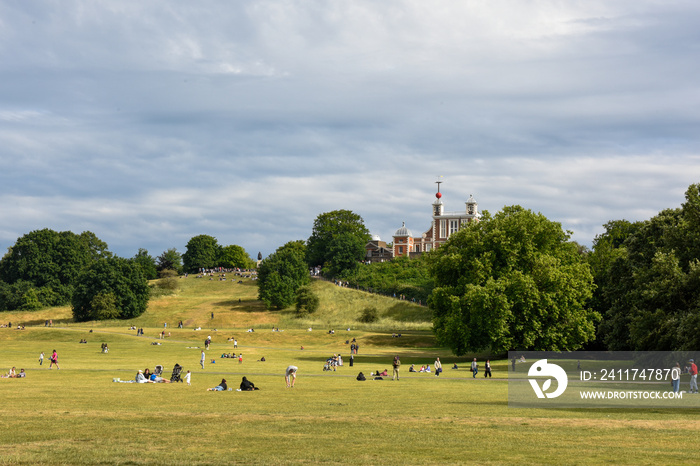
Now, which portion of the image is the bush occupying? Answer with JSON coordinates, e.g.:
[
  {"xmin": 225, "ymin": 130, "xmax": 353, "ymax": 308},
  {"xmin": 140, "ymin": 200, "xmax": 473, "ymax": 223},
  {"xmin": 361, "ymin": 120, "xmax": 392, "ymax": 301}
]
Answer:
[
  {"xmin": 157, "ymin": 269, "xmax": 179, "ymax": 291},
  {"xmin": 359, "ymin": 306, "xmax": 379, "ymax": 323},
  {"xmin": 295, "ymin": 286, "xmax": 320, "ymax": 317}
]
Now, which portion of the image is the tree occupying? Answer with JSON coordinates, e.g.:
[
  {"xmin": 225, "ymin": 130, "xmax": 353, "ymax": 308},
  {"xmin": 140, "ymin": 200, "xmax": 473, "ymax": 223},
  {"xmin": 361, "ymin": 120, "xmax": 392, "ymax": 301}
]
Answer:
[
  {"xmin": 326, "ymin": 231, "xmax": 366, "ymax": 277},
  {"xmin": 131, "ymin": 248, "xmax": 158, "ymax": 280},
  {"xmin": 306, "ymin": 210, "xmax": 371, "ymax": 271},
  {"xmin": 591, "ymin": 184, "xmax": 700, "ymax": 351},
  {"xmin": 182, "ymin": 235, "xmax": 221, "ymax": 273},
  {"xmin": 0, "ymin": 229, "xmax": 111, "ymax": 309},
  {"xmin": 258, "ymin": 241, "xmax": 309, "ymax": 309},
  {"xmin": 428, "ymin": 205, "xmax": 597, "ymax": 355},
  {"xmin": 156, "ymin": 248, "xmax": 183, "ymax": 274},
  {"xmin": 295, "ymin": 285, "xmax": 320, "ymax": 316},
  {"xmin": 219, "ymin": 245, "xmax": 255, "ymax": 269},
  {"xmin": 72, "ymin": 257, "xmax": 149, "ymax": 321}
]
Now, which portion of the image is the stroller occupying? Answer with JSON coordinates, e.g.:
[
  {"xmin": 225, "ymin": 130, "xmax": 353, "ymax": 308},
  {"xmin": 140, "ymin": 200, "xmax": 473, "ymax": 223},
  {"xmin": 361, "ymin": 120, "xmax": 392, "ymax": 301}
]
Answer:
[
  {"xmin": 323, "ymin": 359, "xmax": 333, "ymax": 371},
  {"xmin": 170, "ymin": 364, "xmax": 183, "ymax": 383},
  {"xmin": 154, "ymin": 365, "xmax": 164, "ymax": 377}
]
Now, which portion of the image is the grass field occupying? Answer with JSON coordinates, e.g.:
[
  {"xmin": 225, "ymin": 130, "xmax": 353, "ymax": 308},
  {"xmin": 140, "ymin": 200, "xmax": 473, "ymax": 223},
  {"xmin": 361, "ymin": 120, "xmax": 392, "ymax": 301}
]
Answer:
[{"xmin": 1, "ymin": 277, "xmax": 699, "ymax": 464}]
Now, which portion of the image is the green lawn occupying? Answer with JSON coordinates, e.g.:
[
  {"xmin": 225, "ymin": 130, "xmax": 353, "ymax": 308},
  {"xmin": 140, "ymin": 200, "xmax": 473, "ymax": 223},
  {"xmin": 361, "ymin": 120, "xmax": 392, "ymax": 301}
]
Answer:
[{"xmin": 1, "ymin": 277, "xmax": 698, "ymax": 464}]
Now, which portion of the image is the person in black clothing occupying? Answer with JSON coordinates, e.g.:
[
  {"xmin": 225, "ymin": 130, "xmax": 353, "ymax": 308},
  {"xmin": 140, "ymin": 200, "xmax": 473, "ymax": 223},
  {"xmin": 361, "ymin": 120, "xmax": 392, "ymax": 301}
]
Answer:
[{"xmin": 240, "ymin": 376, "xmax": 258, "ymax": 391}]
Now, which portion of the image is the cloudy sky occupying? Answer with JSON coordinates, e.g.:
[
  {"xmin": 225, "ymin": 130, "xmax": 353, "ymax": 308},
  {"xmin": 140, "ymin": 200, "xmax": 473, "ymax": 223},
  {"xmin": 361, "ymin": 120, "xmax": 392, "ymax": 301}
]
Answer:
[{"xmin": 1, "ymin": 1, "xmax": 699, "ymax": 260}]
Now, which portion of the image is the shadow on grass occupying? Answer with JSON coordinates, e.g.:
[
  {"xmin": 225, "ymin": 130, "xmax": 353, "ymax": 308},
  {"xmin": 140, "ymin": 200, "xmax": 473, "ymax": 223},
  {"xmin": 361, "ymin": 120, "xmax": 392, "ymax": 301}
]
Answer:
[
  {"xmin": 212, "ymin": 301, "xmax": 268, "ymax": 313},
  {"xmin": 362, "ymin": 333, "xmax": 437, "ymax": 348},
  {"xmin": 382, "ymin": 302, "xmax": 432, "ymax": 323},
  {"xmin": 21, "ymin": 318, "xmax": 74, "ymax": 326}
]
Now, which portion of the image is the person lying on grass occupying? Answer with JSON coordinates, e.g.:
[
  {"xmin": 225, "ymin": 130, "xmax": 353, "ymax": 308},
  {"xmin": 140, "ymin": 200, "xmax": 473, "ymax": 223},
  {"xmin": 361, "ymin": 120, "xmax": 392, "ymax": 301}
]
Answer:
[
  {"xmin": 207, "ymin": 379, "xmax": 227, "ymax": 391},
  {"xmin": 149, "ymin": 373, "xmax": 170, "ymax": 383},
  {"xmin": 117, "ymin": 370, "xmax": 149, "ymax": 383}
]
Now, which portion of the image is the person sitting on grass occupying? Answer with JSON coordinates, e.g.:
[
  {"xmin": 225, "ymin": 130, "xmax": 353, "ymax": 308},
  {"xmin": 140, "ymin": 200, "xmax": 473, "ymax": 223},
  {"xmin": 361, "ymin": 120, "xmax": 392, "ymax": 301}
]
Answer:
[
  {"xmin": 2, "ymin": 367, "xmax": 17, "ymax": 378},
  {"xmin": 409, "ymin": 364, "xmax": 416, "ymax": 372},
  {"xmin": 208, "ymin": 379, "xmax": 227, "ymax": 391},
  {"xmin": 419, "ymin": 365, "xmax": 426, "ymax": 373},
  {"xmin": 380, "ymin": 369, "xmax": 388, "ymax": 377},
  {"xmin": 239, "ymin": 377, "xmax": 258, "ymax": 391}
]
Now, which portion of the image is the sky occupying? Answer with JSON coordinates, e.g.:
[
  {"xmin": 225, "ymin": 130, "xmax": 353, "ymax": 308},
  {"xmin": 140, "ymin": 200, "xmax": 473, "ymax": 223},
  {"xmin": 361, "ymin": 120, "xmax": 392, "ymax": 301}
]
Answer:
[{"xmin": 1, "ymin": 1, "xmax": 699, "ymax": 260}]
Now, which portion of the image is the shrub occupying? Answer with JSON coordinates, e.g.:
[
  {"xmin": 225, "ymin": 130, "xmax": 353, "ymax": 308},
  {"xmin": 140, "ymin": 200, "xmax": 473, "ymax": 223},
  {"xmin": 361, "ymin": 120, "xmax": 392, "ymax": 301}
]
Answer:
[
  {"xmin": 295, "ymin": 286, "xmax": 320, "ymax": 317},
  {"xmin": 359, "ymin": 306, "xmax": 379, "ymax": 323},
  {"xmin": 157, "ymin": 269, "xmax": 179, "ymax": 291}
]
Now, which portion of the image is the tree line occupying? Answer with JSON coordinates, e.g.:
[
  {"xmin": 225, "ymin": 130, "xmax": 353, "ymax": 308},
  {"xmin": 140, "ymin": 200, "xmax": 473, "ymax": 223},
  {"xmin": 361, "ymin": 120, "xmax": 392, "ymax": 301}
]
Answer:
[
  {"xmin": 257, "ymin": 183, "xmax": 700, "ymax": 354},
  {"xmin": 0, "ymin": 230, "xmax": 254, "ymax": 321},
  {"xmin": 4, "ymin": 183, "xmax": 699, "ymax": 354}
]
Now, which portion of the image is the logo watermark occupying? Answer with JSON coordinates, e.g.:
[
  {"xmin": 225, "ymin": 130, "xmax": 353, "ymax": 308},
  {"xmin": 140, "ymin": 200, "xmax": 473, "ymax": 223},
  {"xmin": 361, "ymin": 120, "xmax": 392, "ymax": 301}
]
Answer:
[
  {"xmin": 508, "ymin": 351, "xmax": 700, "ymax": 408},
  {"xmin": 528, "ymin": 359, "xmax": 567, "ymax": 398}
]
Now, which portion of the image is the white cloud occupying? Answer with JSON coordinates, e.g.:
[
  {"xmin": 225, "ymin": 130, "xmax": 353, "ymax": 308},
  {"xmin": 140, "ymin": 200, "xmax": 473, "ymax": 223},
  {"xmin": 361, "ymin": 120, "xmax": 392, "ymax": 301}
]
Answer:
[{"xmin": 0, "ymin": 1, "xmax": 698, "ymax": 258}]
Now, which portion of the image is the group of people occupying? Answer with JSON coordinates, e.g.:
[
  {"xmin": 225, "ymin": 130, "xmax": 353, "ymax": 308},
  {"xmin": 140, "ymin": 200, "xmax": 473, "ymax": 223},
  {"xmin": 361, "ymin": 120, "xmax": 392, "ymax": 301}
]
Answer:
[
  {"xmin": 400, "ymin": 357, "xmax": 492, "ymax": 379},
  {"xmin": 671, "ymin": 359, "xmax": 698, "ymax": 393},
  {"xmin": 207, "ymin": 376, "xmax": 260, "ymax": 391},
  {"xmin": 2, "ymin": 367, "xmax": 25, "ymax": 378},
  {"xmin": 117, "ymin": 365, "xmax": 190, "ymax": 384},
  {"xmin": 323, "ymin": 354, "xmax": 342, "ymax": 371}
]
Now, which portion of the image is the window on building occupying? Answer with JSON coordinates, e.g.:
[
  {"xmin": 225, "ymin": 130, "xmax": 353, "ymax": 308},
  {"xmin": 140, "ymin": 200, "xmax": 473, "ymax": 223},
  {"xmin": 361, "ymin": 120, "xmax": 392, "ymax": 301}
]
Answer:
[
  {"xmin": 440, "ymin": 219, "xmax": 446, "ymax": 238},
  {"xmin": 449, "ymin": 219, "xmax": 459, "ymax": 236},
  {"xmin": 398, "ymin": 246, "xmax": 403, "ymax": 254}
]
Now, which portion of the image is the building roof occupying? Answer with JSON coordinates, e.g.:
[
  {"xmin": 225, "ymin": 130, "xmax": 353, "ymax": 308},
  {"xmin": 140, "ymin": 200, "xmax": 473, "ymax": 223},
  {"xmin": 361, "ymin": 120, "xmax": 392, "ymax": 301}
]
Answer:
[{"xmin": 394, "ymin": 222, "xmax": 413, "ymax": 237}]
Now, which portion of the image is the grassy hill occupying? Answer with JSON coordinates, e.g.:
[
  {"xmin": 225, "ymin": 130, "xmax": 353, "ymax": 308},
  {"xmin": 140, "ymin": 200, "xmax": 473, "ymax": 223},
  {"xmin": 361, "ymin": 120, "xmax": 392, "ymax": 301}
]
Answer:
[
  {"xmin": 1, "ymin": 275, "xmax": 433, "ymax": 331},
  {"xmin": 1, "ymin": 275, "xmax": 699, "ymax": 464}
]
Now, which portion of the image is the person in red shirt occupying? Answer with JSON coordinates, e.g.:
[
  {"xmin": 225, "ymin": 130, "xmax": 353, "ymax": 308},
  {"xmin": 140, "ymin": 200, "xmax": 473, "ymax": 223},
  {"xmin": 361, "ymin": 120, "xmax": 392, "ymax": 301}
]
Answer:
[{"xmin": 689, "ymin": 359, "xmax": 698, "ymax": 394}]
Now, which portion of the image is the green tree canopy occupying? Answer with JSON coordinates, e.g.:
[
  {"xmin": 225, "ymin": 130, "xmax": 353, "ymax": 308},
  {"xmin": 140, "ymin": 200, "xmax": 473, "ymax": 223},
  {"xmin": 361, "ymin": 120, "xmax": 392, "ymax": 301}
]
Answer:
[
  {"xmin": 306, "ymin": 210, "xmax": 371, "ymax": 272},
  {"xmin": 156, "ymin": 248, "xmax": 183, "ymax": 274},
  {"xmin": 219, "ymin": 244, "xmax": 255, "ymax": 269},
  {"xmin": 428, "ymin": 205, "xmax": 597, "ymax": 355},
  {"xmin": 72, "ymin": 257, "xmax": 149, "ymax": 321},
  {"xmin": 258, "ymin": 240, "xmax": 310, "ymax": 309},
  {"xmin": 326, "ymin": 231, "xmax": 366, "ymax": 278},
  {"xmin": 0, "ymin": 229, "xmax": 111, "ymax": 309},
  {"xmin": 591, "ymin": 183, "xmax": 700, "ymax": 351},
  {"xmin": 131, "ymin": 248, "xmax": 158, "ymax": 280},
  {"xmin": 182, "ymin": 235, "xmax": 221, "ymax": 273}
]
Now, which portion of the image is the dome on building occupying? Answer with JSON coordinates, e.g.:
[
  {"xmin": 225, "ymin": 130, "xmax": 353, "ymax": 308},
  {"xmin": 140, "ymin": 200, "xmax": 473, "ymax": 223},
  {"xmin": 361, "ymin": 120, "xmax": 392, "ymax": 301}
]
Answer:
[
  {"xmin": 394, "ymin": 222, "xmax": 413, "ymax": 237},
  {"xmin": 371, "ymin": 234, "xmax": 381, "ymax": 241},
  {"xmin": 466, "ymin": 194, "xmax": 477, "ymax": 204}
]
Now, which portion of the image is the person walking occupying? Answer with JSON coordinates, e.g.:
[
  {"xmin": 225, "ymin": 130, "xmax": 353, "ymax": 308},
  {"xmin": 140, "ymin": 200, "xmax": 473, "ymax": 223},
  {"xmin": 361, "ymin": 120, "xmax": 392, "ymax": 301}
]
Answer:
[
  {"xmin": 434, "ymin": 357, "xmax": 442, "ymax": 377},
  {"xmin": 234, "ymin": 339, "xmax": 237, "ymax": 349},
  {"xmin": 471, "ymin": 358, "xmax": 478, "ymax": 378},
  {"xmin": 49, "ymin": 350, "xmax": 59, "ymax": 370},
  {"xmin": 285, "ymin": 365, "xmax": 298, "ymax": 388},
  {"xmin": 484, "ymin": 360, "xmax": 492, "ymax": 378},
  {"xmin": 39, "ymin": 352, "xmax": 44, "ymax": 366},
  {"xmin": 200, "ymin": 350, "xmax": 205, "ymax": 369},
  {"xmin": 689, "ymin": 359, "xmax": 698, "ymax": 394},
  {"xmin": 392, "ymin": 355, "xmax": 401, "ymax": 381},
  {"xmin": 184, "ymin": 370, "xmax": 191, "ymax": 386}
]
